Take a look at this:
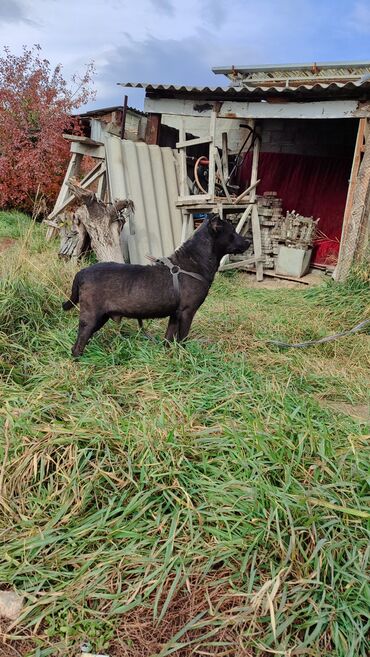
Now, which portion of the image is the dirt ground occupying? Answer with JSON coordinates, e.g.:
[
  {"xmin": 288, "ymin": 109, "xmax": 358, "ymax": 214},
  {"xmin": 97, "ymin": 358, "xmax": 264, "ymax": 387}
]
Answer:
[{"xmin": 0, "ymin": 238, "xmax": 17, "ymax": 254}]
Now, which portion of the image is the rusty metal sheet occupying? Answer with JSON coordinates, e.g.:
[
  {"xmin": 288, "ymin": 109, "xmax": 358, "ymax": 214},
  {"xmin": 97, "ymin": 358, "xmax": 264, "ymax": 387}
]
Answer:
[{"xmin": 104, "ymin": 134, "xmax": 183, "ymax": 265}]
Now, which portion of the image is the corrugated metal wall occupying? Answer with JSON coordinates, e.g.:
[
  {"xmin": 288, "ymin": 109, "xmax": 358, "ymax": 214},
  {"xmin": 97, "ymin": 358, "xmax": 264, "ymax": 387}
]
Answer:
[{"xmin": 105, "ymin": 134, "xmax": 183, "ymax": 264}]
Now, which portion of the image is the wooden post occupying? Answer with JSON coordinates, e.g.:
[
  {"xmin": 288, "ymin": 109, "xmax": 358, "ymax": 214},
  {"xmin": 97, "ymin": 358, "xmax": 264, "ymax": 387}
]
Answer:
[
  {"xmin": 178, "ymin": 118, "xmax": 188, "ymax": 198},
  {"xmin": 214, "ymin": 150, "xmax": 231, "ymax": 202},
  {"xmin": 208, "ymin": 108, "xmax": 217, "ymax": 199},
  {"xmin": 335, "ymin": 118, "xmax": 370, "ymax": 282},
  {"xmin": 219, "ymin": 204, "xmax": 253, "ymax": 270},
  {"xmin": 222, "ymin": 132, "xmax": 229, "ymax": 181},
  {"xmin": 145, "ymin": 113, "xmax": 161, "ymax": 145},
  {"xmin": 120, "ymin": 94, "xmax": 128, "ymax": 140},
  {"xmin": 45, "ymin": 151, "xmax": 82, "ymax": 240},
  {"xmin": 250, "ymin": 121, "xmax": 263, "ymax": 281},
  {"xmin": 338, "ymin": 118, "xmax": 367, "ymax": 251}
]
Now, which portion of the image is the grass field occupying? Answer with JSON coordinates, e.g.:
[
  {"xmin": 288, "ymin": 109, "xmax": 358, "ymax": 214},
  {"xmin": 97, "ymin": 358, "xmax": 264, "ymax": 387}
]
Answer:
[{"xmin": 0, "ymin": 211, "xmax": 369, "ymax": 657}]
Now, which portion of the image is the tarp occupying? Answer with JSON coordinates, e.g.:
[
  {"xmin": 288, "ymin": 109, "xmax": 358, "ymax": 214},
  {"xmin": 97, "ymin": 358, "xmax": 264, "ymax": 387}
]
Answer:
[{"xmin": 239, "ymin": 152, "xmax": 352, "ymax": 265}]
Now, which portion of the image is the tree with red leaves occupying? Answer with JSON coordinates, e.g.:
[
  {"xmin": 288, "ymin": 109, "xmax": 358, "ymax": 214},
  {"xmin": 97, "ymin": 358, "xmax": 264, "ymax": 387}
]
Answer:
[{"xmin": 0, "ymin": 45, "xmax": 95, "ymax": 215}]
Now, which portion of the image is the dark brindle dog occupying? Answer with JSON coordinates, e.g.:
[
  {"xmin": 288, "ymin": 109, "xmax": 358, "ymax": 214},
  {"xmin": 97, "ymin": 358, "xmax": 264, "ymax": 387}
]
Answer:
[{"xmin": 63, "ymin": 214, "xmax": 249, "ymax": 357}]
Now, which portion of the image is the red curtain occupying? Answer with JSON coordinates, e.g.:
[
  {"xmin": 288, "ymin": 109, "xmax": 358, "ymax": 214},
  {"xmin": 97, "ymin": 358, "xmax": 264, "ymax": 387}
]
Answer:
[{"xmin": 239, "ymin": 152, "xmax": 352, "ymax": 265}]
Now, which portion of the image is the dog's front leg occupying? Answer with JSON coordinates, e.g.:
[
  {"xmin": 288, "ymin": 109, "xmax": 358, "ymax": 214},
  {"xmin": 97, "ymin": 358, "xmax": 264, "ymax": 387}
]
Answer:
[
  {"xmin": 178, "ymin": 309, "xmax": 196, "ymax": 342},
  {"xmin": 164, "ymin": 313, "xmax": 179, "ymax": 343}
]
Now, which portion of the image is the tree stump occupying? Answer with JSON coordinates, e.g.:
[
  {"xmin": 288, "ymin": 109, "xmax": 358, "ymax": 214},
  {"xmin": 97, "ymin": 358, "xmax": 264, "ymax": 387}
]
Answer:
[{"xmin": 64, "ymin": 181, "xmax": 134, "ymax": 263}]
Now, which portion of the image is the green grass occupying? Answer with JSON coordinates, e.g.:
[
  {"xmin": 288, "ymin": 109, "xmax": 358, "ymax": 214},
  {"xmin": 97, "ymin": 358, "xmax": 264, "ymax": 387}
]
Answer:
[
  {"xmin": 0, "ymin": 210, "xmax": 32, "ymax": 239},
  {"xmin": 0, "ymin": 213, "xmax": 369, "ymax": 657}
]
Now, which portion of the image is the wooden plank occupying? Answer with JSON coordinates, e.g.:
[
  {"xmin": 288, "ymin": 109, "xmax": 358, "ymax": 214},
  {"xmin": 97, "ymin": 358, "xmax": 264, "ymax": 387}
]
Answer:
[
  {"xmin": 176, "ymin": 201, "xmax": 249, "ymax": 209},
  {"xmin": 249, "ymin": 122, "xmax": 263, "ymax": 281},
  {"xmin": 252, "ymin": 203, "xmax": 264, "ymax": 282},
  {"xmin": 46, "ymin": 152, "xmax": 82, "ymax": 239},
  {"xmin": 244, "ymin": 268, "xmax": 311, "ymax": 284},
  {"xmin": 97, "ymin": 171, "xmax": 107, "ymax": 201},
  {"xmin": 214, "ymin": 150, "xmax": 231, "ymax": 202},
  {"xmin": 180, "ymin": 212, "xmax": 193, "ymax": 244},
  {"xmin": 70, "ymin": 142, "xmax": 105, "ymax": 158},
  {"xmin": 219, "ymin": 256, "xmax": 258, "ymax": 271},
  {"xmin": 339, "ymin": 118, "xmax": 366, "ymax": 249},
  {"xmin": 178, "ymin": 118, "xmax": 188, "ymax": 198},
  {"xmin": 176, "ymin": 136, "xmax": 212, "ymax": 149},
  {"xmin": 145, "ymin": 97, "xmax": 359, "ymax": 120},
  {"xmin": 222, "ymin": 132, "xmax": 229, "ymax": 181},
  {"xmin": 120, "ymin": 94, "xmax": 128, "ymax": 140},
  {"xmin": 249, "ymin": 123, "xmax": 259, "ymax": 201},
  {"xmin": 63, "ymin": 133, "xmax": 103, "ymax": 146},
  {"xmin": 48, "ymin": 163, "xmax": 106, "ymax": 220},
  {"xmin": 233, "ymin": 179, "xmax": 260, "ymax": 204},
  {"xmin": 219, "ymin": 204, "xmax": 253, "ymax": 269},
  {"xmin": 207, "ymin": 109, "xmax": 217, "ymax": 198},
  {"xmin": 335, "ymin": 117, "xmax": 370, "ymax": 281},
  {"xmin": 176, "ymin": 196, "xmax": 212, "ymax": 205},
  {"xmin": 145, "ymin": 113, "xmax": 161, "ymax": 145}
]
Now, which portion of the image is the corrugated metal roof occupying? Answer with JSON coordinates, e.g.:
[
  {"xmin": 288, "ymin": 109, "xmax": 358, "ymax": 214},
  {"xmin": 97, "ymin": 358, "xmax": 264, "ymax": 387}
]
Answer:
[
  {"xmin": 119, "ymin": 82, "xmax": 233, "ymax": 94},
  {"xmin": 105, "ymin": 134, "xmax": 183, "ymax": 265},
  {"xmin": 119, "ymin": 78, "xmax": 370, "ymax": 95},
  {"xmin": 212, "ymin": 60, "xmax": 370, "ymax": 76},
  {"xmin": 119, "ymin": 63, "xmax": 370, "ymax": 99},
  {"xmin": 77, "ymin": 105, "xmax": 146, "ymax": 117}
]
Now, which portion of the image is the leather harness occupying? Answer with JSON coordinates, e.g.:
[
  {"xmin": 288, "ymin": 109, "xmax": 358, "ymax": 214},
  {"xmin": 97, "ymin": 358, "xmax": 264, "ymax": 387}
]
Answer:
[{"xmin": 146, "ymin": 255, "xmax": 208, "ymax": 303}]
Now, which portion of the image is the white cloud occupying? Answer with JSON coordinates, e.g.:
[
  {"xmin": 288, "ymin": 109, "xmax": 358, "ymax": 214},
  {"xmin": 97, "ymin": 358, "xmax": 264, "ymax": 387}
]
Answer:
[
  {"xmin": 0, "ymin": 0, "xmax": 368, "ymax": 110},
  {"xmin": 348, "ymin": 1, "xmax": 370, "ymax": 34}
]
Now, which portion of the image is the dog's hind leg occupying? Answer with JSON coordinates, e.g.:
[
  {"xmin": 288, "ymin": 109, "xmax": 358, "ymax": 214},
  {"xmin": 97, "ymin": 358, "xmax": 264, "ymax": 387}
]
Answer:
[
  {"xmin": 137, "ymin": 318, "xmax": 157, "ymax": 342},
  {"xmin": 164, "ymin": 313, "xmax": 179, "ymax": 343},
  {"xmin": 72, "ymin": 314, "xmax": 108, "ymax": 357}
]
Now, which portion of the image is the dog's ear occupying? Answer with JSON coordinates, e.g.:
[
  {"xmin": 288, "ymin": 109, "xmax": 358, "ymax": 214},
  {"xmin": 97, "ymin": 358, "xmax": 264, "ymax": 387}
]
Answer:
[{"xmin": 208, "ymin": 214, "xmax": 224, "ymax": 234}]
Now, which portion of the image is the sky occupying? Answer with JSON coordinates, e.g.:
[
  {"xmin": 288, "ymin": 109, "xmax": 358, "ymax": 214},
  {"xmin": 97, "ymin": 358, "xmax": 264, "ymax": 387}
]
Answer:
[{"xmin": 1, "ymin": 0, "xmax": 370, "ymax": 111}]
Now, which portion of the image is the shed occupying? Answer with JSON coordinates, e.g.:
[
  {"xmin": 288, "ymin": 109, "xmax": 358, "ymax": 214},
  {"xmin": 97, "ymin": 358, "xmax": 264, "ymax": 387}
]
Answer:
[
  {"xmin": 121, "ymin": 61, "xmax": 370, "ymax": 281},
  {"xmin": 76, "ymin": 104, "xmax": 147, "ymax": 142}
]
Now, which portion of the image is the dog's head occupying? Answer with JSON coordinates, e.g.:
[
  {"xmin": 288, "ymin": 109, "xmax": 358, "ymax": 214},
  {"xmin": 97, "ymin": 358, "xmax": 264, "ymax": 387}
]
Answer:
[{"xmin": 207, "ymin": 214, "xmax": 250, "ymax": 256}]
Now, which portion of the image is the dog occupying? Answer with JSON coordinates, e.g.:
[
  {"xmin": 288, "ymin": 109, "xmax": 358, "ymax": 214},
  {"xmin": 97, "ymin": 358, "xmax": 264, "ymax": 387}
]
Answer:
[{"xmin": 63, "ymin": 214, "xmax": 250, "ymax": 357}]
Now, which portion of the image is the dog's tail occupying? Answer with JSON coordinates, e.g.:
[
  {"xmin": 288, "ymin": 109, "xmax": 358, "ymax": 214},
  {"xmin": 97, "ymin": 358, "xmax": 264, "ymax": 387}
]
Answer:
[{"xmin": 62, "ymin": 273, "xmax": 80, "ymax": 311}]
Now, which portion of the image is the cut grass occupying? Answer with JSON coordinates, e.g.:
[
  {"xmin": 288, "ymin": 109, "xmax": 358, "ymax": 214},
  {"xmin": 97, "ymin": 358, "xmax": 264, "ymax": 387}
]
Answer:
[{"xmin": 0, "ymin": 214, "xmax": 369, "ymax": 657}]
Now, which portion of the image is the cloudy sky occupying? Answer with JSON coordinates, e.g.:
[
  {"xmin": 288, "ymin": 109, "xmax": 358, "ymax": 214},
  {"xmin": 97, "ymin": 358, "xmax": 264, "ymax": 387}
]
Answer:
[{"xmin": 1, "ymin": 0, "xmax": 370, "ymax": 110}]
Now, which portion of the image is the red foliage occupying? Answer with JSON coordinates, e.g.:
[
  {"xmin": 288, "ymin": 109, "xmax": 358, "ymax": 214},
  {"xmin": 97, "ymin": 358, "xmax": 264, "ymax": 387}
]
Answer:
[{"xmin": 0, "ymin": 45, "xmax": 95, "ymax": 214}]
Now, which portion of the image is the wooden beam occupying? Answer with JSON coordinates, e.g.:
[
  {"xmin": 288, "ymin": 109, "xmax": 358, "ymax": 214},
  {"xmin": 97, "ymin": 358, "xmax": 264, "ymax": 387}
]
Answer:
[
  {"xmin": 63, "ymin": 133, "xmax": 103, "ymax": 146},
  {"xmin": 144, "ymin": 97, "xmax": 360, "ymax": 120},
  {"xmin": 219, "ymin": 204, "xmax": 253, "ymax": 270},
  {"xmin": 176, "ymin": 136, "xmax": 212, "ymax": 149},
  {"xmin": 178, "ymin": 119, "xmax": 188, "ymax": 198},
  {"xmin": 252, "ymin": 204, "xmax": 264, "ymax": 282},
  {"xmin": 207, "ymin": 109, "xmax": 217, "ymax": 199},
  {"xmin": 70, "ymin": 142, "xmax": 105, "ymax": 158},
  {"xmin": 249, "ymin": 122, "xmax": 263, "ymax": 282},
  {"xmin": 120, "ymin": 94, "xmax": 128, "ymax": 140},
  {"xmin": 335, "ymin": 118, "xmax": 370, "ymax": 281},
  {"xmin": 219, "ymin": 255, "xmax": 261, "ymax": 271},
  {"xmin": 145, "ymin": 113, "xmax": 161, "ymax": 145},
  {"xmin": 214, "ymin": 150, "xmax": 231, "ymax": 202},
  {"xmin": 48, "ymin": 163, "xmax": 106, "ymax": 220},
  {"xmin": 233, "ymin": 179, "xmax": 260, "ymax": 204},
  {"xmin": 222, "ymin": 132, "xmax": 229, "ymax": 181},
  {"xmin": 45, "ymin": 152, "xmax": 83, "ymax": 240},
  {"xmin": 339, "ymin": 118, "xmax": 366, "ymax": 249}
]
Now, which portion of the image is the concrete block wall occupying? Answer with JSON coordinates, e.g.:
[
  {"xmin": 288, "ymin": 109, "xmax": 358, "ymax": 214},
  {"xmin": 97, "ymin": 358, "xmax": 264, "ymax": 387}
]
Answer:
[{"xmin": 261, "ymin": 118, "xmax": 358, "ymax": 157}]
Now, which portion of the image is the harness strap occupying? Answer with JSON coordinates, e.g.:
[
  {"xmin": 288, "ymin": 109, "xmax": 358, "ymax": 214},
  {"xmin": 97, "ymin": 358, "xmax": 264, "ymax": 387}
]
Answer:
[{"xmin": 146, "ymin": 255, "xmax": 207, "ymax": 302}]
